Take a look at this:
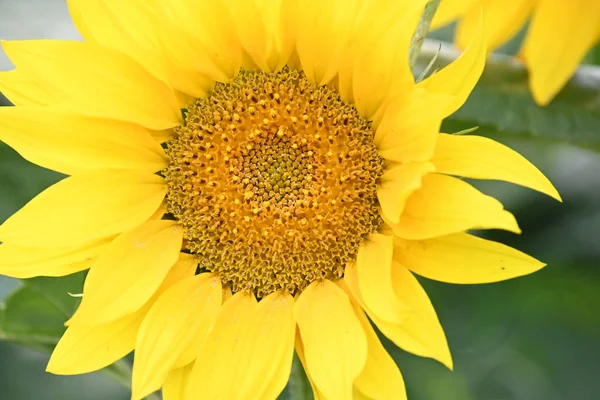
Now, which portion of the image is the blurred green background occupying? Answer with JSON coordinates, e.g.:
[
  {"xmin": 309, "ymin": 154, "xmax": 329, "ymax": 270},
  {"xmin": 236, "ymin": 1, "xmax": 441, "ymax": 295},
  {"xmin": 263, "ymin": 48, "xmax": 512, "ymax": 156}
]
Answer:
[{"xmin": 1, "ymin": 1, "xmax": 599, "ymax": 399}]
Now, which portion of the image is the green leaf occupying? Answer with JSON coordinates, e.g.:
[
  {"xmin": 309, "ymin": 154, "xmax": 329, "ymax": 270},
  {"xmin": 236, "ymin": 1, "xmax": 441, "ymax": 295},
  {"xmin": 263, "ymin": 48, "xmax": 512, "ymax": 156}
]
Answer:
[
  {"xmin": 0, "ymin": 273, "xmax": 85, "ymax": 352},
  {"xmin": 416, "ymin": 40, "xmax": 600, "ymax": 150}
]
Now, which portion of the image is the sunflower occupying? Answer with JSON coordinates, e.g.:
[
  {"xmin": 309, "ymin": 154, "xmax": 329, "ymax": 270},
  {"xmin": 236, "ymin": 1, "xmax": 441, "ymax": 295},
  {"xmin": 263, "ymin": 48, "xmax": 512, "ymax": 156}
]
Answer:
[
  {"xmin": 432, "ymin": 0, "xmax": 600, "ymax": 106},
  {"xmin": 0, "ymin": 0, "xmax": 561, "ymax": 399}
]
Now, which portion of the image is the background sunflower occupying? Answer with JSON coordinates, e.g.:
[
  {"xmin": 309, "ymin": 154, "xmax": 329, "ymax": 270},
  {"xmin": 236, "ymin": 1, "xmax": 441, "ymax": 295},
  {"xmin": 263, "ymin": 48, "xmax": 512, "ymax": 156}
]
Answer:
[{"xmin": 0, "ymin": 1, "xmax": 599, "ymax": 400}]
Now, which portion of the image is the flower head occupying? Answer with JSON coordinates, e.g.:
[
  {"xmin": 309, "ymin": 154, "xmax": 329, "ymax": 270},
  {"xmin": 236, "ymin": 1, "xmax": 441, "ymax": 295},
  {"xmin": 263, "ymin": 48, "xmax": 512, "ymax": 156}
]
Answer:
[
  {"xmin": 0, "ymin": 1, "xmax": 560, "ymax": 399},
  {"xmin": 433, "ymin": 0, "xmax": 600, "ymax": 105}
]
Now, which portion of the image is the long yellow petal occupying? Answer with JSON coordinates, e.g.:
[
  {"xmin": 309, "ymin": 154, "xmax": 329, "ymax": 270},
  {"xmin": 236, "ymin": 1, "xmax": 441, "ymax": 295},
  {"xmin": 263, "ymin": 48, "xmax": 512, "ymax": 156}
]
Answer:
[
  {"xmin": 419, "ymin": 9, "xmax": 486, "ymax": 116},
  {"xmin": 0, "ymin": 70, "xmax": 55, "ymax": 106},
  {"xmin": 357, "ymin": 234, "xmax": 407, "ymax": 324},
  {"xmin": 456, "ymin": 0, "xmax": 535, "ymax": 52},
  {"xmin": 0, "ymin": 239, "xmax": 110, "ymax": 279},
  {"xmin": 67, "ymin": 220, "xmax": 182, "ymax": 326},
  {"xmin": 378, "ymin": 162, "xmax": 436, "ymax": 223},
  {"xmin": 159, "ymin": 0, "xmax": 243, "ymax": 80},
  {"xmin": 375, "ymin": 89, "xmax": 452, "ymax": 163},
  {"xmin": 394, "ymin": 232, "xmax": 546, "ymax": 283},
  {"xmin": 432, "ymin": 133, "xmax": 561, "ymax": 201},
  {"xmin": 0, "ymin": 171, "xmax": 166, "ymax": 248},
  {"xmin": 225, "ymin": 0, "xmax": 270, "ymax": 71},
  {"xmin": 295, "ymin": 0, "xmax": 361, "ymax": 86},
  {"xmin": 163, "ymin": 364, "xmax": 194, "ymax": 400},
  {"xmin": 0, "ymin": 107, "xmax": 167, "ymax": 175},
  {"xmin": 69, "ymin": 0, "xmax": 216, "ymax": 100},
  {"xmin": 47, "ymin": 311, "xmax": 144, "ymax": 375},
  {"xmin": 522, "ymin": 0, "xmax": 600, "ymax": 105},
  {"xmin": 295, "ymin": 280, "xmax": 367, "ymax": 400},
  {"xmin": 66, "ymin": 0, "xmax": 170, "ymax": 81},
  {"xmin": 294, "ymin": 330, "xmax": 328, "ymax": 400},
  {"xmin": 348, "ymin": 292, "xmax": 407, "ymax": 400},
  {"xmin": 188, "ymin": 291, "xmax": 295, "ymax": 400},
  {"xmin": 1, "ymin": 40, "xmax": 181, "ymax": 130},
  {"xmin": 46, "ymin": 253, "xmax": 197, "ymax": 375},
  {"xmin": 344, "ymin": 264, "xmax": 452, "ymax": 369},
  {"xmin": 390, "ymin": 173, "xmax": 520, "ymax": 240},
  {"xmin": 132, "ymin": 274, "xmax": 222, "ymax": 400},
  {"xmin": 350, "ymin": 0, "xmax": 428, "ymax": 118}
]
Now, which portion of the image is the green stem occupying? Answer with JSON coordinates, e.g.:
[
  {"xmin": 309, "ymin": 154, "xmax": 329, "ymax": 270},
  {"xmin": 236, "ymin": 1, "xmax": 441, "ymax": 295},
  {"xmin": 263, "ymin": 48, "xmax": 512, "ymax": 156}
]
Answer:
[
  {"xmin": 409, "ymin": 0, "xmax": 441, "ymax": 69},
  {"xmin": 101, "ymin": 359, "xmax": 162, "ymax": 400},
  {"xmin": 283, "ymin": 353, "xmax": 313, "ymax": 400}
]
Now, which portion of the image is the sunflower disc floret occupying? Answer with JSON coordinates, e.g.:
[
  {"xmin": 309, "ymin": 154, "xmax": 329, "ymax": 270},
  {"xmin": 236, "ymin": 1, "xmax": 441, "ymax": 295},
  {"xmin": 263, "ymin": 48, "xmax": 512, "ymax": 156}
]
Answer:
[{"xmin": 164, "ymin": 68, "xmax": 384, "ymax": 298}]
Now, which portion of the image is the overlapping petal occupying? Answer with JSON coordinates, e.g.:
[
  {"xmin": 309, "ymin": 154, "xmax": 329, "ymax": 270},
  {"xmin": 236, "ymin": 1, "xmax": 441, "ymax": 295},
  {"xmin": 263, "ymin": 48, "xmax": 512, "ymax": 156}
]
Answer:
[
  {"xmin": 377, "ymin": 162, "xmax": 435, "ymax": 223},
  {"xmin": 0, "ymin": 171, "xmax": 166, "ymax": 248},
  {"xmin": 0, "ymin": 239, "xmax": 110, "ymax": 279},
  {"xmin": 356, "ymin": 234, "xmax": 407, "ymax": 324},
  {"xmin": 394, "ymin": 232, "xmax": 546, "ymax": 284},
  {"xmin": 67, "ymin": 220, "xmax": 183, "ymax": 325},
  {"xmin": 188, "ymin": 291, "xmax": 295, "ymax": 400},
  {"xmin": 432, "ymin": 133, "xmax": 561, "ymax": 201},
  {"xmin": 132, "ymin": 274, "xmax": 222, "ymax": 400},
  {"xmin": 1, "ymin": 40, "xmax": 180, "ymax": 129},
  {"xmin": 0, "ymin": 107, "xmax": 167, "ymax": 175},
  {"xmin": 295, "ymin": 280, "xmax": 367, "ymax": 400},
  {"xmin": 344, "ymin": 264, "xmax": 452, "ymax": 369},
  {"xmin": 390, "ymin": 173, "xmax": 520, "ymax": 240},
  {"xmin": 47, "ymin": 254, "xmax": 197, "ymax": 375},
  {"xmin": 419, "ymin": 10, "xmax": 486, "ymax": 116}
]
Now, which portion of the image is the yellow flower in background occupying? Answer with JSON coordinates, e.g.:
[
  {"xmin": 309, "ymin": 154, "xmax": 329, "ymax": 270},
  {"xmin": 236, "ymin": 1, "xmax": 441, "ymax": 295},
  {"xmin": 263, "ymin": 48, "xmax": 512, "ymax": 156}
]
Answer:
[
  {"xmin": 433, "ymin": 0, "xmax": 600, "ymax": 106},
  {"xmin": 0, "ymin": 0, "xmax": 561, "ymax": 399}
]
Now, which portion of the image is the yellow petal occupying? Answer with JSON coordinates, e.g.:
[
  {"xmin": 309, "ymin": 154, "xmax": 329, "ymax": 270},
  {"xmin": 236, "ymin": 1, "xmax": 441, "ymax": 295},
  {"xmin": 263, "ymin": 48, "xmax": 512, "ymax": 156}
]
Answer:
[
  {"xmin": 378, "ymin": 162, "xmax": 436, "ymax": 223},
  {"xmin": 351, "ymin": 0, "xmax": 428, "ymax": 118},
  {"xmin": 188, "ymin": 291, "xmax": 295, "ymax": 400},
  {"xmin": 431, "ymin": 0, "xmax": 479, "ymax": 28},
  {"xmin": 357, "ymin": 234, "xmax": 407, "ymax": 324},
  {"xmin": 0, "ymin": 107, "xmax": 167, "ymax": 175},
  {"xmin": 375, "ymin": 89, "xmax": 452, "ymax": 163},
  {"xmin": 456, "ymin": 0, "xmax": 535, "ymax": 52},
  {"xmin": 225, "ymin": 0, "xmax": 270, "ymax": 71},
  {"xmin": 294, "ymin": 280, "xmax": 367, "ymax": 400},
  {"xmin": 0, "ymin": 70, "xmax": 55, "ymax": 106},
  {"xmin": 522, "ymin": 0, "xmax": 600, "ymax": 105},
  {"xmin": 0, "ymin": 239, "xmax": 111, "ymax": 279},
  {"xmin": 159, "ymin": 0, "xmax": 243, "ymax": 80},
  {"xmin": 394, "ymin": 232, "xmax": 546, "ymax": 283},
  {"xmin": 66, "ymin": 0, "xmax": 171, "ymax": 83},
  {"xmin": 163, "ymin": 364, "xmax": 194, "ymax": 400},
  {"xmin": 432, "ymin": 133, "xmax": 561, "ymax": 201},
  {"xmin": 47, "ymin": 310, "xmax": 144, "ymax": 375},
  {"xmin": 255, "ymin": 0, "xmax": 298, "ymax": 71},
  {"xmin": 296, "ymin": 0, "xmax": 361, "ymax": 86},
  {"xmin": 390, "ymin": 173, "xmax": 520, "ymax": 240},
  {"xmin": 132, "ymin": 274, "xmax": 222, "ymax": 400},
  {"xmin": 0, "ymin": 171, "xmax": 166, "ymax": 248},
  {"xmin": 67, "ymin": 220, "xmax": 183, "ymax": 326},
  {"xmin": 347, "ymin": 291, "xmax": 407, "ymax": 400},
  {"xmin": 294, "ymin": 330, "xmax": 328, "ymax": 400},
  {"xmin": 419, "ymin": 10, "xmax": 486, "ymax": 116},
  {"xmin": 47, "ymin": 253, "xmax": 197, "ymax": 376},
  {"xmin": 344, "ymin": 264, "xmax": 452, "ymax": 369},
  {"xmin": 152, "ymin": 20, "xmax": 221, "ymax": 97},
  {"xmin": 1, "ymin": 40, "xmax": 180, "ymax": 130}
]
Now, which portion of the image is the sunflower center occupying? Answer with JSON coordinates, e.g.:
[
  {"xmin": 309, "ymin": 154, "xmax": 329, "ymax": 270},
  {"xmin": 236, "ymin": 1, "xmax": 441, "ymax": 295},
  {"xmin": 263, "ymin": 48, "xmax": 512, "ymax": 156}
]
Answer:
[{"xmin": 164, "ymin": 68, "xmax": 383, "ymax": 298}]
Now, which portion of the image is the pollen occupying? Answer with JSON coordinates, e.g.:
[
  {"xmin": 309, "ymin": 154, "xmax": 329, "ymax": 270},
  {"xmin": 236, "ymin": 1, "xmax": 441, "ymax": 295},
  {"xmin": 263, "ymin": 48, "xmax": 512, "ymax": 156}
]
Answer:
[{"xmin": 164, "ymin": 68, "xmax": 383, "ymax": 298}]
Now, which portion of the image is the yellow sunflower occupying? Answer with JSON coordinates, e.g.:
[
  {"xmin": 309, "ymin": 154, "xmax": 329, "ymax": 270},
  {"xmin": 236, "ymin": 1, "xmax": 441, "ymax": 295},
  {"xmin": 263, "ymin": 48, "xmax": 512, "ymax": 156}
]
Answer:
[
  {"xmin": 0, "ymin": 0, "xmax": 561, "ymax": 399},
  {"xmin": 433, "ymin": 0, "xmax": 600, "ymax": 106}
]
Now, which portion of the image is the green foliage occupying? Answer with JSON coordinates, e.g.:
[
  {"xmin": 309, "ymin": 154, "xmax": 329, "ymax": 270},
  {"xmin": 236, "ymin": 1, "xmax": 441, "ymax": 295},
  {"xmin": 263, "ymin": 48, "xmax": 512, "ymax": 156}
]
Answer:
[
  {"xmin": 417, "ymin": 43, "xmax": 600, "ymax": 150},
  {"xmin": 0, "ymin": 273, "xmax": 84, "ymax": 352}
]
